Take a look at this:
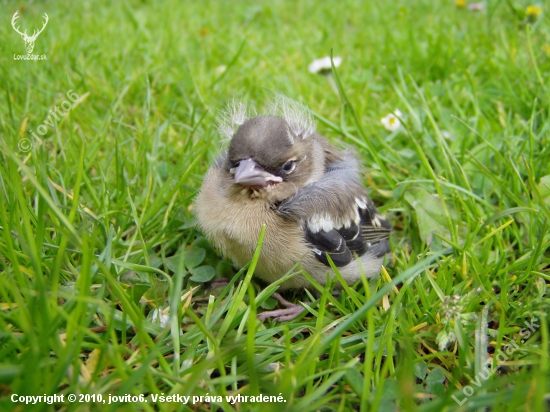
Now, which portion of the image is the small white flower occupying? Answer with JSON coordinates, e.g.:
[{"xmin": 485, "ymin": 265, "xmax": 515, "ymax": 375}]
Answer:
[
  {"xmin": 468, "ymin": 2, "xmax": 484, "ymax": 11},
  {"xmin": 441, "ymin": 131, "xmax": 454, "ymax": 141},
  {"xmin": 381, "ymin": 109, "xmax": 403, "ymax": 132},
  {"xmin": 150, "ymin": 308, "xmax": 170, "ymax": 328},
  {"xmin": 215, "ymin": 65, "xmax": 227, "ymax": 75},
  {"xmin": 308, "ymin": 56, "xmax": 342, "ymax": 74}
]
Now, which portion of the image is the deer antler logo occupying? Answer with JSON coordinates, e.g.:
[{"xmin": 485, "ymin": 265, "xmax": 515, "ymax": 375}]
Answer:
[{"xmin": 11, "ymin": 11, "xmax": 49, "ymax": 54}]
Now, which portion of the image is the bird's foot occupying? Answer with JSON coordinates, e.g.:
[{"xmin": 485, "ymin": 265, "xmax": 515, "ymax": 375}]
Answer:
[
  {"xmin": 257, "ymin": 293, "xmax": 305, "ymax": 322},
  {"xmin": 205, "ymin": 278, "xmax": 230, "ymax": 293}
]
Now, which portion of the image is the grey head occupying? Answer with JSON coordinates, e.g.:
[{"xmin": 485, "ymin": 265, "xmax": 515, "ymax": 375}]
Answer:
[{"xmin": 225, "ymin": 116, "xmax": 320, "ymax": 202}]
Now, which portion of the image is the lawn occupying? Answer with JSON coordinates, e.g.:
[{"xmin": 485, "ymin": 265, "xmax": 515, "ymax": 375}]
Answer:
[{"xmin": 1, "ymin": 0, "xmax": 549, "ymax": 411}]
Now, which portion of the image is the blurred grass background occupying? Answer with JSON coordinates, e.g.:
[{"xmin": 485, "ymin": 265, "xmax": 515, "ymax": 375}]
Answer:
[{"xmin": 0, "ymin": 0, "xmax": 549, "ymax": 411}]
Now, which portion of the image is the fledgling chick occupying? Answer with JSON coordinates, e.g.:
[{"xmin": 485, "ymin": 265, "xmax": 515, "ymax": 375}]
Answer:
[{"xmin": 195, "ymin": 98, "xmax": 391, "ymax": 319}]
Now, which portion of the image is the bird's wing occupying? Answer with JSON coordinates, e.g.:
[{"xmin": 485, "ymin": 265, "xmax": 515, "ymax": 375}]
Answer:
[{"xmin": 276, "ymin": 152, "xmax": 391, "ymax": 267}]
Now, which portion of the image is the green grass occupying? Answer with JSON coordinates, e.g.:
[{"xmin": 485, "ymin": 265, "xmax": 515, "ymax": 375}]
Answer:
[{"xmin": 1, "ymin": 0, "xmax": 549, "ymax": 411}]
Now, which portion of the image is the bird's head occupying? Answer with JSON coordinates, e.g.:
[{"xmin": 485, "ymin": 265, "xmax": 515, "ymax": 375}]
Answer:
[{"xmin": 224, "ymin": 116, "xmax": 324, "ymax": 203}]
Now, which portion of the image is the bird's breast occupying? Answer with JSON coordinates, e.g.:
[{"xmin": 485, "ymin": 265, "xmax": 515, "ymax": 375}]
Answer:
[{"xmin": 196, "ymin": 167, "xmax": 309, "ymax": 285}]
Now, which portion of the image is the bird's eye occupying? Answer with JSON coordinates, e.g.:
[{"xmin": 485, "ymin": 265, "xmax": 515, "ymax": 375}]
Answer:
[
  {"xmin": 229, "ymin": 160, "xmax": 241, "ymax": 174},
  {"xmin": 282, "ymin": 160, "xmax": 296, "ymax": 174}
]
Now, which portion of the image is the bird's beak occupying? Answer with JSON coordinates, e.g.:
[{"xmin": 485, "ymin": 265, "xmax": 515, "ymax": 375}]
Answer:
[{"xmin": 233, "ymin": 158, "xmax": 282, "ymax": 187}]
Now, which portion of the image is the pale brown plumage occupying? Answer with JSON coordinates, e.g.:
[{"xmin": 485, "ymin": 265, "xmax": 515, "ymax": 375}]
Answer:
[{"xmin": 195, "ymin": 100, "xmax": 391, "ymax": 294}]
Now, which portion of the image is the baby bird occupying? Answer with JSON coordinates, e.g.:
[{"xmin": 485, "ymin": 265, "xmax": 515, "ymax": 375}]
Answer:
[{"xmin": 195, "ymin": 99, "xmax": 391, "ymax": 319}]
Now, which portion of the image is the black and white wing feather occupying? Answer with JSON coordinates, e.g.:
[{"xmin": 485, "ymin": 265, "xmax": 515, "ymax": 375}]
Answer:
[{"xmin": 276, "ymin": 152, "xmax": 391, "ymax": 267}]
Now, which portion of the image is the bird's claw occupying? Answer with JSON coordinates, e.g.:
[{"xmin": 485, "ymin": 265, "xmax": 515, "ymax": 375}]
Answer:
[
  {"xmin": 257, "ymin": 293, "xmax": 305, "ymax": 321},
  {"xmin": 205, "ymin": 278, "xmax": 230, "ymax": 293}
]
